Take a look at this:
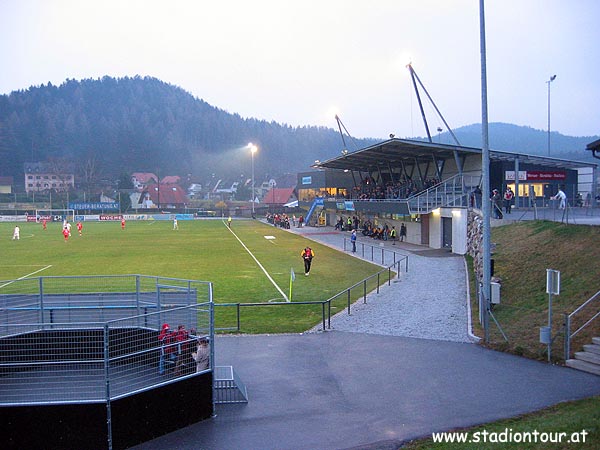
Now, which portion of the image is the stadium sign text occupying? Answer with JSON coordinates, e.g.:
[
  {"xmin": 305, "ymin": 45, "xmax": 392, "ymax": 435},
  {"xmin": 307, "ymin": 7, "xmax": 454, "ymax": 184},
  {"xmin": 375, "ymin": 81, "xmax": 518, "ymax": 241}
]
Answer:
[{"xmin": 69, "ymin": 202, "xmax": 119, "ymax": 210}]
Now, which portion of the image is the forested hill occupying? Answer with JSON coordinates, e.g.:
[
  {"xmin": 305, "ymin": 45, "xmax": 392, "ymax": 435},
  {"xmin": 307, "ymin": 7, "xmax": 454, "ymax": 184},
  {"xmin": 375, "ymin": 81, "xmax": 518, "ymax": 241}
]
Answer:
[
  {"xmin": 0, "ymin": 76, "xmax": 375, "ymax": 183},
  {"xmin": 0, "ymin": 76, "xmax": 597, "ymax": 186}
]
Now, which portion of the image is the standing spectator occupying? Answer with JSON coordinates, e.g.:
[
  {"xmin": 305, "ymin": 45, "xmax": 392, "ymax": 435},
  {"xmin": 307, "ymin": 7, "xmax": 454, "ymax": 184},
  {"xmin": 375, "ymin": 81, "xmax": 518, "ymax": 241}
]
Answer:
[
  {"xmin": 301, "ymin": 246, "xmax": 315, "ymax": 276},
  {"xmin": 390, "ymin": 226, "xmax": 397, "ymax": 245},
  {"xmin": 174, "ymin": 325, "xmax": 189, "ymax": 375},
  {"xmin": 503, "ymin": 187, "xmax": 514, "ymax": 214},
  {"xmin": 400, "ymin": 223, "xmax": 407, "ymax": 242},
  {"xmin": 12, "ymin": 225, "xmax": 20, "ymax": 240},
  {"xmin": 351, "ymin": 229, "xmax": 357, "ymax": 252},
  {"xmin": 192, "ymin": 337, "xmax": 210, "ymax": 372},
  {"xmin": 491, "ymin": 189, "xmax": 503, "ymax": 218},
  {"xmin": 473, "ymin": 186, "xmax": 482, "ymax": 209},
  {"xmin": 158, "ymin": 323, "xmax": 177, "ymax": 375},
  {"xmin": 551, "ymin": 186, "xmax": 567, "ymax": 209},
  {"xmin": 298, "ymin": 215, "xmax": 304, "ymax": 228}
]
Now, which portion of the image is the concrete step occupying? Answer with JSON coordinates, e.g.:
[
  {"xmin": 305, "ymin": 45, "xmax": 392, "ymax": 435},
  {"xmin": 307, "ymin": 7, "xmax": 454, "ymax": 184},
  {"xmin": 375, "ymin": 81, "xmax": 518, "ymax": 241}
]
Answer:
[
  {"xmin": 566, "ymin": 359, "xmax": 600, "ymax": 376},
  {"xmin": 583, "ymin": 344, "xmax": 600, "ymax": 355},
  {"xmin": 574, "ymin": 351, "xmax": 600, "ymax": 365},
  {"xmin": 592, "ymin": 337, "xmax": 600, "ymax": 346}
]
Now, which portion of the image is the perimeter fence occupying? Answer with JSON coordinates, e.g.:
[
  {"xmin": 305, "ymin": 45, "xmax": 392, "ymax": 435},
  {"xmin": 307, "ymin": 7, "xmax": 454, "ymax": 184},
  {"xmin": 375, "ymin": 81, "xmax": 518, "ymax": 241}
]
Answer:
[
  {"xmin": 215, "ymin": 247, "xmax": 408, "ymax": 333},
  {"xmin": 0, "ymin": 274, "xmax": 213, "ymax": 406}
]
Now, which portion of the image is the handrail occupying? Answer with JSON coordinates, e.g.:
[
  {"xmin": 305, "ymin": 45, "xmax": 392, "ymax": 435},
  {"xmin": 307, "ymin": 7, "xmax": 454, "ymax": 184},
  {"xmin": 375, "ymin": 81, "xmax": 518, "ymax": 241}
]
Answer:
[
  {"xmin": 406, "ymin": 174, "xmax": 481, "ymax": 214},
  {"xmin": 564, "ymin": 289, "xmax": 600, "ymax": 360},
  {"xmin": 342, "ymin": 237, "xmax": 409, "ymax": 270}
]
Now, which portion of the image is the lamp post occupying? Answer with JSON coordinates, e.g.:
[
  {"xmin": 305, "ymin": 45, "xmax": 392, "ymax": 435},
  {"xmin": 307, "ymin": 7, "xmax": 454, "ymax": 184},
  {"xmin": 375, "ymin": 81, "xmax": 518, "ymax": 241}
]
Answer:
[
  {"xmin": 546, "ymin": 74, "xmax": 556, "ymax": 156},
  {"xmin": 248, "ymin": 143, "xmax": 258, "ymax": 217}
]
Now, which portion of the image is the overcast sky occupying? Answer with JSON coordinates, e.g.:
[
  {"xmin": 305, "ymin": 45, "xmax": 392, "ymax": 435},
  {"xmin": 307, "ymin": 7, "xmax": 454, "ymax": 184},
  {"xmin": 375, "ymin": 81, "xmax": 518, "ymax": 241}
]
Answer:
[{"xmin": 1, "ymin": 0, "xmax": 598, "ymax": 140}]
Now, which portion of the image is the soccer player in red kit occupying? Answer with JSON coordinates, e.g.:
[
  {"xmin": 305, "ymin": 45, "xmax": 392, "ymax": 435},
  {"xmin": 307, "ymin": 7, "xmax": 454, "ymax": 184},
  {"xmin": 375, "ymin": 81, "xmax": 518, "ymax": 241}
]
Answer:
[
  {"xmin": 121, "ymin": 218, "xmax": 126, "ymax": 230},
  {"xmin": 62, "ymin": 227, "xmax": 70, "ymax": 242},
  {"xmin": 77, "ymin": 222, "xmax": 83, "ymax": 236}
]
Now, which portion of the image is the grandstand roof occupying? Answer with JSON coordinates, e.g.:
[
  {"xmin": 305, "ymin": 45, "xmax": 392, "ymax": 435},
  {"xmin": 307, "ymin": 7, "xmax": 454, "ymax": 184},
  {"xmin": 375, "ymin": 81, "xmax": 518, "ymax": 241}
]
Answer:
[{"xmin": 313, "ymin": 138, "xmax": 595, "ymax": 172}]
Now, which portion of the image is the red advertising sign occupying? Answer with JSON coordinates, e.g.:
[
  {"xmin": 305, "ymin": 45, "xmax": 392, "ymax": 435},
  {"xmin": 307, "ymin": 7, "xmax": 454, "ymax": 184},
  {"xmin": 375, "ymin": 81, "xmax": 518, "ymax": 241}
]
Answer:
[
  {"xmin": 526, "ymin": 171, "xmax": 566, "ymax": 181},
  {"xmin": 99, "ymin": 214, "xmax": 124, "ymax": 221}
]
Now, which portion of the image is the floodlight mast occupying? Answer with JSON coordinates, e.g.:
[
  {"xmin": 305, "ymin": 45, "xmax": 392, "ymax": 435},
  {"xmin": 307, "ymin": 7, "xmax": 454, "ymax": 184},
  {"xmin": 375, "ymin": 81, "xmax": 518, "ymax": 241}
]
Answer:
[
  {"xmin": 406, "ymin": 63, "xmax": 461, "ymax": 146},
  {"xmin": 334, "ymin": 114, "xmax": 361, "ymax": 152}
]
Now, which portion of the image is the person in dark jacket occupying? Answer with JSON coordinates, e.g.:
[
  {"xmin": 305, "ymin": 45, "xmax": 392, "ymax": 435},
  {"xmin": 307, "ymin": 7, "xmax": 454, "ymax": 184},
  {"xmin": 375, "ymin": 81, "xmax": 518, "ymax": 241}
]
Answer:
[{"xmin": 301, "ymin": 247, "xmax": 315, "ymax": 276}]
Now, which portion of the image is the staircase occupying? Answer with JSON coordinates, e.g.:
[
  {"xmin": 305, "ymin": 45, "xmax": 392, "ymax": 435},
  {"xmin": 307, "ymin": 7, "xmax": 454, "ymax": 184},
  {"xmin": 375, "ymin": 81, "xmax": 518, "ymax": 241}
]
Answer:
[
  {"xmin": 566, "ymin": 337, "xmax": 600, "ymax": 376},
  {"xmin": 406, "ymin": 174, "xmax": 477, "ymax": 214}
]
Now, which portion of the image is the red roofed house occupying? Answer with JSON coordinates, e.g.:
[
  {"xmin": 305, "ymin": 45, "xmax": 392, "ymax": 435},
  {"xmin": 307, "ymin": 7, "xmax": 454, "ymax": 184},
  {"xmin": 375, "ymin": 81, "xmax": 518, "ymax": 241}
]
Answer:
[
  {"xmin": 161, "ymin": 175, "xmax": 181, "ymax": 185},
  {"xmin": 131, "ymin": 173, "xmax": 158, "ymax": 191},
  {"xmin": 139, "ymin": 183, "xmax": 189, "ymax": 209},
  {"xmin": 264, "ymin": 187, "xmax": 297, "ymax": 207}
]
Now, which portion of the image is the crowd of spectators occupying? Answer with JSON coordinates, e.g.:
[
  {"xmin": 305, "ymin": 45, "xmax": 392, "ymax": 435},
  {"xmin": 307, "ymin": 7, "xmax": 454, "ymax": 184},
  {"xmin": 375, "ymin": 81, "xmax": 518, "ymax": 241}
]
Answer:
[
  {"xmin": 348, "ymin": 176, "xmax": 441, "ymax": 201},
  {"xmin": 266, "ymin": 213, "xmax": 295, "ymax": 228}
]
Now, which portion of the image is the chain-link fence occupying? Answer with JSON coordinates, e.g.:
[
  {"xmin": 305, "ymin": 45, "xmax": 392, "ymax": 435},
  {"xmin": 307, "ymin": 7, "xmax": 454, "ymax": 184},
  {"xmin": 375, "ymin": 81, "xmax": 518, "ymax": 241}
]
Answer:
[{"xmin": 0, "ymin": 275, "xmax": 213, "ymax": 406}]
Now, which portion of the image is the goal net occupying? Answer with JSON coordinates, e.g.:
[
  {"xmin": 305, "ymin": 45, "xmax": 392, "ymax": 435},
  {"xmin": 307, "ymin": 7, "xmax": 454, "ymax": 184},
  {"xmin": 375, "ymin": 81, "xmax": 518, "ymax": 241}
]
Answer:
[{"xmin": 35, "ymin": 209, "xmax": 75, "ymax": 223}]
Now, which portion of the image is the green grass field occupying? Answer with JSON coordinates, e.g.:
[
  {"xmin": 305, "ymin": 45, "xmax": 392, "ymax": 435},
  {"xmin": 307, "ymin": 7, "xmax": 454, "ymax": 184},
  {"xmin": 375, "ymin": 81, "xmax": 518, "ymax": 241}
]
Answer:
[{"xmin": 0, "ymin": 219, "xmax": 385, "ymax": 332}]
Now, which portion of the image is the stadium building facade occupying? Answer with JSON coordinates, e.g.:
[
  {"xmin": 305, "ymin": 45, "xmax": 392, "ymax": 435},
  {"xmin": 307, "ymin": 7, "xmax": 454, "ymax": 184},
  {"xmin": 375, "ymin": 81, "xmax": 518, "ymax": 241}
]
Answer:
[{"xmin": 299, "ymin": 138, "xmax": 597, "ymax": 254}]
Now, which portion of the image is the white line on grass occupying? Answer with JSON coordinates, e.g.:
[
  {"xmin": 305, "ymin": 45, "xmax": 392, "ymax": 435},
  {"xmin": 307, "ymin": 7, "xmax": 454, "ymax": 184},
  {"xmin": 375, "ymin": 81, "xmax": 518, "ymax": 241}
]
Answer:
[
  {"xmin": 0, "ymin": 265, "xmax": 53, "ymax": 289},
  {"xmin": 224, "ymin": 221, "xmax": 289, "ymax": 302}
]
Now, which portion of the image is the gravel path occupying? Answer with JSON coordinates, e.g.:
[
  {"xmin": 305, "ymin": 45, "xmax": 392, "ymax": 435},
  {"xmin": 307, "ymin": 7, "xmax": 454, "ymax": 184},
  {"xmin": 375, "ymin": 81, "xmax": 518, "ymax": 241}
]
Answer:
[{"xmin": 285, "ymin": 225, "xmax": 476, "ymax": 343}]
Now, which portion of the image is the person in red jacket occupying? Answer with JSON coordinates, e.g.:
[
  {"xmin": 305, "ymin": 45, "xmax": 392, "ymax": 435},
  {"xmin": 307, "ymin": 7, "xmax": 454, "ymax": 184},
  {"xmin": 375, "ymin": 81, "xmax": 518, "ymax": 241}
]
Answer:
[
  {"xmin": 174, "ymin": 325, "xmax": 190, "ymax": 375},
  {"xmin": 158, "ymin": 323, "xmax": 177, "ymax": 374}
]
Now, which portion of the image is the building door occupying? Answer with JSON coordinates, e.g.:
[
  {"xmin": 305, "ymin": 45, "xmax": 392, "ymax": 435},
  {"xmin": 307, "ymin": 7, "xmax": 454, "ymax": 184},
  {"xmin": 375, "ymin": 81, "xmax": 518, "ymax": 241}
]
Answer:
[
  {"xmin": 421, "ymin": 215, "xmax": 429, "ymax": 245},
  {"xmin": 442, "ymin": 217, "xmax": 452, "ymax": 248}
]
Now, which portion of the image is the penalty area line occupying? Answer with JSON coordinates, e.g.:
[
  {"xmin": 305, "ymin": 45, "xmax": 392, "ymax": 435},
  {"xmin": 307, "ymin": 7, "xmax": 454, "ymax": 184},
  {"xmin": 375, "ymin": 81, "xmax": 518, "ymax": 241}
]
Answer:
[
  {"xmin": 225, "ymin": 222, "xmax": 290, "ymax": 302},
  {"xmin": 0, "ymin": 265, "xmax": 53, "ymax": 289}
]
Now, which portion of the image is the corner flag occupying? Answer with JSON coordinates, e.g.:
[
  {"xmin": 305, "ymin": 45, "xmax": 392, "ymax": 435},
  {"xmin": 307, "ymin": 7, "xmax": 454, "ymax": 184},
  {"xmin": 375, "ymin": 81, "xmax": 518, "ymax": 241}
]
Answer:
[{"xmin": 289, "ymin": 268, "xmax": 295, "ymax": 301}]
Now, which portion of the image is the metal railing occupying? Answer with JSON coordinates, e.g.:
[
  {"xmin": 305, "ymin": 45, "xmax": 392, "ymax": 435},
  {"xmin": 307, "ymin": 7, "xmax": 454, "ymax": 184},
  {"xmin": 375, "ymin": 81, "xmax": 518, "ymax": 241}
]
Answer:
[
  {"xmin": 407, "ymin": 174, "xmax": 480, "ymax": 214},
  {"xmin": 342, "ymin": 237, "xmax": 409, "ymax": 270},
  {"xmin": 215, "ymin": 257, "xmax": 406, "ymax": 333},
  {"xmin": 564, "ymin": 289, "xmax": 600, "ymax": 360},
  {"xmin": 0, "ymin": 303, "xmax": 212, "ymax": 406},
  {"xmin": 0, "ymin": 275, "xmax": 214, "ymax": 406}
]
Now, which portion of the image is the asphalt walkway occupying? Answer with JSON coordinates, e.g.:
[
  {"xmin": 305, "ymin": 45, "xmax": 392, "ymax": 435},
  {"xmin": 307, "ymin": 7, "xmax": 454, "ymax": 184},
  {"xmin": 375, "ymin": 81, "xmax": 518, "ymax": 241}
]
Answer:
[{"xmin": 134, "ymin": 223, "xmax": 600, "ymax": 450}]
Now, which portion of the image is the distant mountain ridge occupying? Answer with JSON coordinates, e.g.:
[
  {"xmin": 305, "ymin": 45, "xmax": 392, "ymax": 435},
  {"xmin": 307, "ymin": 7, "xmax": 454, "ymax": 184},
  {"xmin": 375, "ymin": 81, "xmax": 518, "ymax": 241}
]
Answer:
[
  {"xmin": 0, "ymin": 76, "xmax": 597, "ymax": 189},
  {"xmin": 446, "ymin": 123, "xmax": 597, "ymax": 162}
]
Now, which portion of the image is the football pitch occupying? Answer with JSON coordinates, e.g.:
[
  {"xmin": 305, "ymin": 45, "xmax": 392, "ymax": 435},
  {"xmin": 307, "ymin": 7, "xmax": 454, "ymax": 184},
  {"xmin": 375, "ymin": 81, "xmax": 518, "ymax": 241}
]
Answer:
[{"xmin": 0, "ymin": 219, "xmax": 385, "ymax": 333}]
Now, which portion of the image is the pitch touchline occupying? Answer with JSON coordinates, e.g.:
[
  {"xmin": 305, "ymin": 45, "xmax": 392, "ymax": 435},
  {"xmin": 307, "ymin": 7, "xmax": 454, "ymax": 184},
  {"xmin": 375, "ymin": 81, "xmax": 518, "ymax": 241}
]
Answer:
[
  {"xmin": 224, "ymin": 221, "xmax": 289, "ymax": 302},
  {"xmin": 0, "ymin": 265, "xmax": 53, "ymax": 289}
]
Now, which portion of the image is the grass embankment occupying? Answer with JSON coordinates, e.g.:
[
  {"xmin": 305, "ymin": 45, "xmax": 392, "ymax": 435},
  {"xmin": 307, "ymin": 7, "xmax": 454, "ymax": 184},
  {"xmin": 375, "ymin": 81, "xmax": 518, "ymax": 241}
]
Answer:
[
  {"xmin": 402, "ymin": 395, "xmax": 599, "ymax": 450},
  {"xmin": 406, "ymin": 220, "xmax": 600, "ymax": 450},
  {"xmin": 0, "ymin": 219, "xmax": 385, "ymax": 333},
  {"xmin": 470, "ymin": 221, "xmax": 600, "ymax": 361}
]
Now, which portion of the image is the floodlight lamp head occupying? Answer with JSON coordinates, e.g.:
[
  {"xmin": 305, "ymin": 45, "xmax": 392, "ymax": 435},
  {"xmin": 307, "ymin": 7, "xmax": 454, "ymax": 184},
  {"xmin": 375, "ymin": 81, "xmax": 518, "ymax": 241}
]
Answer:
[
  {"xmin": 550, "ymin": 74, "xmax": 557, "ymax": 81},
  {"xmin": 389, "ymin": 133, "xmax": 395, "ymax": 139}
]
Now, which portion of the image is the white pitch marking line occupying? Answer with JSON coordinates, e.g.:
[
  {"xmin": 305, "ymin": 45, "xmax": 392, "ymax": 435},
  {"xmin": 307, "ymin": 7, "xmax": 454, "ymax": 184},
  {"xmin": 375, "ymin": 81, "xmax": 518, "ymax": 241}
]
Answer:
[
  {"xmin": 0, "ymin": 265, "xmax": 53, "ymax": 289},
  {"xmin": 225, "ymin": 223, "xmax": 289, "ymax": 302}
]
